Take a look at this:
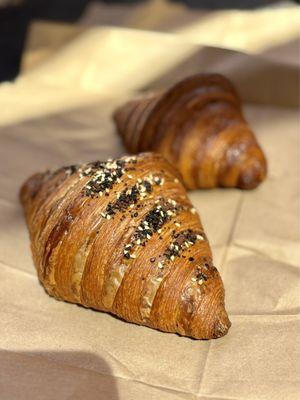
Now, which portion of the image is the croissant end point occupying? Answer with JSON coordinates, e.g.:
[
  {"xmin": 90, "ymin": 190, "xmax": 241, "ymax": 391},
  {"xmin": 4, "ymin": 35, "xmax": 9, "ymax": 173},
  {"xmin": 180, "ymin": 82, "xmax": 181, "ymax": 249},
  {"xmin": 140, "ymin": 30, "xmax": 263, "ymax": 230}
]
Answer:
[
  {"xmin": 19, "ymin": 173, "xmax": 45, "ymax": 205},
  {"xmin": 213, "ymin": 312, "xmax": 231, "ymax": 338},
  {"xmin": 237, "ymin": 157, "xmax": 267, "ymax": 190},
  {"xmin": 112, "ymin": 108, "xmax": 119, "ymax": 122}
]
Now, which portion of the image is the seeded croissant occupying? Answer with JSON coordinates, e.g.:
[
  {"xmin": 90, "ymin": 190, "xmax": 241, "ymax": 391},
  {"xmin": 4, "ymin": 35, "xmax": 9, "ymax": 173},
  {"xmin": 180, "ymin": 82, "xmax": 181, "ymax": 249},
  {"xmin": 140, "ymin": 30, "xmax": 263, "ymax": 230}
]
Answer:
[
  {"xmin": 113, "ymin": 73, "xmax": 267, "ymax": 190},
  {"xmin": 20, "ymin": 152, "xmax": 230, "ymax": 339}
]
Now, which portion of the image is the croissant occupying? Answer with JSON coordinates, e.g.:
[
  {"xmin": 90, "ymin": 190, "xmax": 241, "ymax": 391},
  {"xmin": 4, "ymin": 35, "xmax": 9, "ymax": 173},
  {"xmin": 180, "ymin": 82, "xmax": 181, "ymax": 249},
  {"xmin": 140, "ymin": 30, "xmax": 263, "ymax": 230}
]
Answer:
[
  {"xmin": 113, "ymin": 73, "xmax": 267, "ymax": 190},
  {"xmin": 20, "ymin": 152, "xmax": 230, "ymax": 339}
]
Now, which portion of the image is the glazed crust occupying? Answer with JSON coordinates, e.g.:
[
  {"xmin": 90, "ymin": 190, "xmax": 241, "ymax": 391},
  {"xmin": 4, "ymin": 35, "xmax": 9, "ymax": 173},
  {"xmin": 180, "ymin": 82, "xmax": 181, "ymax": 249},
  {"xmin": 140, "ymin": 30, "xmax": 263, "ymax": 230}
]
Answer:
[
  {"xmin": 20, "ymin": 152, "xmax": 231, "ymax": 339},
  {"xmin": 113, "ymin": 74, "xmax": 267, "ymax": 190}
]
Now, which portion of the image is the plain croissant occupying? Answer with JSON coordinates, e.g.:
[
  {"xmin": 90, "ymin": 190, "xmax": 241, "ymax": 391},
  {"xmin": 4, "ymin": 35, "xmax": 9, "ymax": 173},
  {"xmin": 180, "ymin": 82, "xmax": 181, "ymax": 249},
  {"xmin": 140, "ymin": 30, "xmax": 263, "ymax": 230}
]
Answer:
[
  {"xmin": 20, "ymin": 152, "xmax": 230, "ymax": 339},
  {"xmin": 113, "ymin": 73, "xmax": 267, "ymax": 190}
]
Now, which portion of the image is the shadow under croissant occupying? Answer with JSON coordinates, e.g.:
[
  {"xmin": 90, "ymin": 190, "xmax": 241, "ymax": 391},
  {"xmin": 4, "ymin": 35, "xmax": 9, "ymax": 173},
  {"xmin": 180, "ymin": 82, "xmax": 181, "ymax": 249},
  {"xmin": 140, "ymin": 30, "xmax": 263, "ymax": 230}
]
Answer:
[{"xmin": 0, "ymin": 349, "xmax": 119, "ymax": 400}]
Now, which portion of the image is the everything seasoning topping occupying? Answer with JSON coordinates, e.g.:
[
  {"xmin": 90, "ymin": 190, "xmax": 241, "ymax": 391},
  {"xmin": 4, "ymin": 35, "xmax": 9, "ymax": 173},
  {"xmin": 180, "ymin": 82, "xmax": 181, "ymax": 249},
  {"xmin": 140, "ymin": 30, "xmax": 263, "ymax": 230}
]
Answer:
[
  {"xmin": 62, "ymin": 156, "xmax": 139, "ymax": 198},
  {"xmin": 64, "ymin": 164, "xmax": 80, "ymax": 176},
  {"xmin": 84, "ymin": 159, "xmax": 126, "ymax": 197},
  {"xmin": 191, "ymin": 271, "xmax": 208, "ymax": 285},
  {"xmin": 163, "ymin": 229, "xmax": 205, "ymax": 261},
  {"xmin": 190, "ymin": 261, "xmax": 210, "ymax": 285},
  {"xmin": 101, "ymin": 174, "xmax": 164, "ymax": 219},
  {"xmin": 123, "ymin": 200, "xmax": 180, "ymax": 259},
  {"xmin": 196, "ymin": 272, "xmax": 208, "ymax": 281}
]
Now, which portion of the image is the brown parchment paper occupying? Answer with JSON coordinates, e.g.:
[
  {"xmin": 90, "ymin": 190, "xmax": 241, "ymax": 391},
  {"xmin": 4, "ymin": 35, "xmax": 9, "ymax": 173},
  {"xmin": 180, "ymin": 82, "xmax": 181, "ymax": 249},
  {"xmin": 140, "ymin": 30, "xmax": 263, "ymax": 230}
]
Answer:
[{"xmin": 0, "ymin": 26, "xmax": 299, "ymax": 400}]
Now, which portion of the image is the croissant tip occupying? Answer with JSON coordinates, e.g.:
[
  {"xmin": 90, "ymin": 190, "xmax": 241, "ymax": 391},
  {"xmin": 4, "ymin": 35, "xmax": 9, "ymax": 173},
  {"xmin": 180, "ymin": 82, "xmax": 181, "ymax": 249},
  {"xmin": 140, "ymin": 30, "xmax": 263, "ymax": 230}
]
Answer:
[
  {"xmin": 237, "ymin": 159, "xmax": 267, "ymax": 190},
  {"xmin": 213, "ymin": 313, "xmax": 231, "ymax": 338},
  {"xmin": 112, "ymin": 108, "xmax": 120, "ymax": 121},
  {"xmin": 20, "ymin": 172, "xmax": 45, "ymax": 205}
]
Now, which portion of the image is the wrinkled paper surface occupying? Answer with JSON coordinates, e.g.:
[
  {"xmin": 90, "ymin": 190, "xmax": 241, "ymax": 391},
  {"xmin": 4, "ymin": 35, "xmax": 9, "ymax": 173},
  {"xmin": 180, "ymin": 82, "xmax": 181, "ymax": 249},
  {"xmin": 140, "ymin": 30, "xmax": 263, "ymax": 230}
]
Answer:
[{"xmin": 0, "ymin": 26, "xmax": 299, "ymax": 400}]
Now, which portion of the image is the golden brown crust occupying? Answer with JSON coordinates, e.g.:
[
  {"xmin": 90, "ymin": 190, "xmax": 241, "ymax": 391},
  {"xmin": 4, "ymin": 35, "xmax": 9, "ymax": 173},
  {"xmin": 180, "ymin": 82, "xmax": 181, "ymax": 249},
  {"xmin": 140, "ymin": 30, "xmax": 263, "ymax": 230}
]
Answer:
[
  {"xmin": 113, "ymin": 73, "xmax": 267, "ymax": 190},
  {"xmin": 20, "ymin": 152, "xmax": 231, "ymax": 339}
]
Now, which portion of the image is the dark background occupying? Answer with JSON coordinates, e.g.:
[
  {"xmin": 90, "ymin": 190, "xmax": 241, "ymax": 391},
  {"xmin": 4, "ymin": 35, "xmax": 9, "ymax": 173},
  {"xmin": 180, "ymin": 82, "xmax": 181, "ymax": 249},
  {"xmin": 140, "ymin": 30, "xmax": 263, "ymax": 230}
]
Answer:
[{"xmin": 0, "ymin": 0, "xmax": 299, "ymax": 82}]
